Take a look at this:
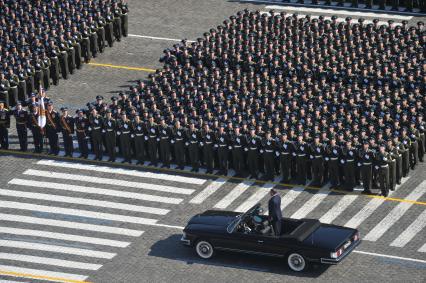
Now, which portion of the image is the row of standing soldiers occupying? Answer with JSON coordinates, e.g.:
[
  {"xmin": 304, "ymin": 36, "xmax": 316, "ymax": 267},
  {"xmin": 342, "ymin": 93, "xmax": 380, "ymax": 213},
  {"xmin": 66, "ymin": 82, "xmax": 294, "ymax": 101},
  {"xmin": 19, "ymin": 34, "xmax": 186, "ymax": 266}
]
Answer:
[
  {"xmin": 290, "ymin": 0, "xmax": 426, "ymax": 12},
  {"xmin": 1, "ymin": 100, "xmax": 424, "ymax": 197}
]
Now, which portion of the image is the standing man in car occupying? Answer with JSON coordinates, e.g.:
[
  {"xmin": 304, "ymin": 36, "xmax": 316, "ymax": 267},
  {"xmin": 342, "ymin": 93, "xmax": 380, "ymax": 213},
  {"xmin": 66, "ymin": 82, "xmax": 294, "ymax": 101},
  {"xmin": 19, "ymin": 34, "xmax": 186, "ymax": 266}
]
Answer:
[{"xmin": 268, "ymin": 188, "xmax": 282, "ymax": 236}]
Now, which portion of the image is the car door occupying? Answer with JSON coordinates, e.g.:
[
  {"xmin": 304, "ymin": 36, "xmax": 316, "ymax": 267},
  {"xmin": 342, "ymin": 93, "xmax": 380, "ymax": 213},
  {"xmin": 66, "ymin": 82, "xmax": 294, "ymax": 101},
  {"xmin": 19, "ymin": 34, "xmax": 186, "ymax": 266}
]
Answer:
[{"xmin": 261, "ymin": 235, "xmax": 293, "ymax": 256}]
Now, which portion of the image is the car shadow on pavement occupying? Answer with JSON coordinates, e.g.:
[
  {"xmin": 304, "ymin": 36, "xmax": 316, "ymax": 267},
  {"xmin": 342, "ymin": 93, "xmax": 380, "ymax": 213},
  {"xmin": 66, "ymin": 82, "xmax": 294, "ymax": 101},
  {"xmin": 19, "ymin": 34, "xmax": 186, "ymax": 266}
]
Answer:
[{"xmin": 148, "ymin": 234, "xmax": 330, "ymax": 277}]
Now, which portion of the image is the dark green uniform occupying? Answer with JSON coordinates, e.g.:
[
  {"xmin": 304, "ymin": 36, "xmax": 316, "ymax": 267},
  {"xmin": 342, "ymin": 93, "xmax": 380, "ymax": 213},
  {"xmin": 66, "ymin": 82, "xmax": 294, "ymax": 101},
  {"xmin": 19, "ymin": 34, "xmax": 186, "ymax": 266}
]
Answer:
[
  {"xmin": 45, "ymin": 109, "xmax": 60, "ymax": 155},
  {"xmin": 28, "ymin": 110, "xmax": 43, "ymax": 153},
  {"xmin": 375, "ymin": 151, "xmax": 390, "ymax": 197},
  {"xmin": 326, "ymin": 144, "xmax": 341, "ymax": 189},
  {"xmin": 146, "ymin": 121, "xmax": 159, "ymax": 166},
  {"xmin": 0, "ymin": 106, "xmax": 10, "ymax": 149},
  {"xmin": 159, "ymin": 123, "xmax": 172, "ymax": 168},
  {"xmin": 309, "ymin": 141, "xmax": 325, "ymax": 187},
  {"xmin": 341, "ymin": 146, "xmax": 357, "ymax": 191},
  {"xmin": 14, "ymin": 108, "xmax": 28, "ymax": 151},
  {"xmin": 246, "ymin": 134, "xmax": 260, "ymax": 179},
  {"xmin": 201, "ymin": 130, "xmax": 215, "ymax": 174},
  {"xmin": 103, "ymin": 117, "xmax": 117, "ymax": 161},
  {"xmin": 295, "ymin": 140, "xmax": 308, "ymax": 185},
  {"xmin": 172, "ymin": 126, "xmax": 186, "ymax": 169},
  {"xmin": 279, "ymin": 138, "xmax": 293, "ymax": 183},
  {"xmin": 216, "ymin": 131, "xmax": 230, "ymax": 175},
  {"xmin": 261, "ymin": 136, "xmax": 277, "ymax": 182},
  {"xmin": 118, "ymin": 119, "xmax": 132, "ymax": 163},
  {"xmin": 75, "ymin": 115, "xmax": 89, "ymax": 158},
  {"xmin": 89, "ymin": 114, "xmax": 104, "ymax": 160},
  {"xmin": 359, "ymin": 149, "xmax": 375, "ymax": 194},
  {"xmin": 60, "ymin": 114, "xmax": 74, "ymax": 157},
  {"xmin": 230, "ymin": 132, "xmax": 246, "ymax": 177},
  {"xmin": 187, "ymin": 128, "xmax": 200, "ymax": 172}
]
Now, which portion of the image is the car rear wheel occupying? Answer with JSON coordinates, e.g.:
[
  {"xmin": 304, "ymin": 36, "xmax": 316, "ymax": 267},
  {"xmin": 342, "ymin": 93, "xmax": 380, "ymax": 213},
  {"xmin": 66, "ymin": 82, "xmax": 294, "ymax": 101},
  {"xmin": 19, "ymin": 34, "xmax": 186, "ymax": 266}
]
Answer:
[
  {"xmin": 195, "ymin": 240, "xmax": 214, "ymax": 259},
  {"xmin": 287, "ymin": 252, "xmax": 306, "ymax": 272}
]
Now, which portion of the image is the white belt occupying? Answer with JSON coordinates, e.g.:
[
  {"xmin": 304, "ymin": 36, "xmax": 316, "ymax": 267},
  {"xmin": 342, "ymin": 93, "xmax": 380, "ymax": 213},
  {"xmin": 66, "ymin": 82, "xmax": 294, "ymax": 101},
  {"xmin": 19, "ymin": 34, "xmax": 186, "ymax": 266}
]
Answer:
[
  {"xmin": 107, "ymin": 129, "xmax": 114, "ymax": 132},
  {"xmin": 136, "ymin": 134, "xmax": 143, "ymax": 136},
  {"xmin": 161, "ymin": 137, "xmax": 169, "ymax": 139},
  {"xmin": 205, "ymin": 141, "xmax": 212, "ymax": 144},
  {"xmin": 219, "ymin": 144, "xmax": 227, "ymax": 147},
  {"xmin": 380, "ymin": 165, "xmax": 389, "ymax": 168},
  {"xmin": 265, "ymin": 150, "xmax": 273, "ymax": 153},
  {"xmin": 122, "ymin": 131, "xmax": 130, "ymax": 134},
  {"xmin": 250, "ymin": 147, "xmax": 257, "ymax": 150},
  {"xmin": 298, "ymin": 154, "xmax": 306, "ymax": 157},
  {"xmin": 363, "ymin": 162, "xmax": 372, "ymax": 165},
  {"xmin": 190, "ymin": 141, "xmax": 198, "ymax": 144},
  {"xmin": 315, "ymin": 155, "xmax": 322, "ymax": 158},
  {"xmin": 330, "ymin": 157, "xmax": 338, "ymax": 160},
  {"xmin": 93, "ymin": 127, "xmax": 100, "ymax": 130},
  {"xmin": 149, "ymin": 135, "xmax": 156, "ymax": 138}
]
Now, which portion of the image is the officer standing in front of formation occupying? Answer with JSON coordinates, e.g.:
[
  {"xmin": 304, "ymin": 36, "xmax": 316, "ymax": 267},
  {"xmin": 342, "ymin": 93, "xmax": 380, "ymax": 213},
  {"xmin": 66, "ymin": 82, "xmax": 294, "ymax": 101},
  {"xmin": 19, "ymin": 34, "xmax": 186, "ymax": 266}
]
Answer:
[
  {"xmin": 326, "ymin": 136, "xmax": 341, "ymax": 189},
  {"xmin": 359, "ymin": 140, "xmax": 375, "ymax": 194},
  {"xmin": 310, "ymin": 134, "xmax": 324, "ymax": 187},
  {"xmin": 279, "ymin": 132, "xmax": 293, "ymax": 183},
  {"xmin": 117, "ymin": 112, "xmax": 132, "ymax": 163},
  {"xmin": 89, "ymin": 108, "xmax": 103, "ymax": 161},
  {"xmin": 295, "ymin": 134, "xmax": 308, "ymax": 185},
  {"xmin": 132, "ymin": 114, "xmax": 144, "ymax": 164},
  {"xmin": 386, "ymin": 139, "xmax": 397, "ymax": 191},
  {"xmin": 216, "ymin": 124, "xmax": 229, "ymax": 175},
  {"xmin": 13, "ymin": 102, "xmax": 28, "ymax": 152},
  {"xmin": 172, "ymin": 120, "xmax": 186, "ymax": 170},
  {"xmin": 103, "ymin": 109, "xmax": 117, "ymax": 162},
  {"xmin": 187, "ymin": 121, "xmax": 200, "ymax": 172},
  {"xmin": 45, "ymin": 101, "xmax": 60, "ymax": 155},
  {"xmin": 262, "ymin": 130, "xmax": 276, "ymax": 182},
  {"xmin": 201, "ymin": 123, "xmax": 215, "ymax": 174},
  {"xmin": 375, "ymin": 144, "xmax": 390, "ymax": 197},
  {"xmin": 0, "ymin": 101, "xmax": 10, "ymax": 149},
  {"xmin": 27, "ymin": 106, "xmax": 42, "ymax": 153},
  {"xmin": 159, "ymin": 117, "xmax": 172, "ymax": 168},
  {"xmin": 246, "ymin": 126, "xmax": 260, "ymax": 179},
  {"xmin": 75, "ymin": 109, "xmax": 89, "ymax": 159},
  {"xmin": 59, "ymin": 107, "xmax": 74, "ymax": 157},
  {"xmin": 146, "ymin": 114, "xmax": 159, "ymax": 166},
  {"xmin": 230, "ymin": 125, "xmax": 246, "ymax": 177},
  {"xmin": 341, "ymin": 140, "xmax": 357, "ymax": 191}
]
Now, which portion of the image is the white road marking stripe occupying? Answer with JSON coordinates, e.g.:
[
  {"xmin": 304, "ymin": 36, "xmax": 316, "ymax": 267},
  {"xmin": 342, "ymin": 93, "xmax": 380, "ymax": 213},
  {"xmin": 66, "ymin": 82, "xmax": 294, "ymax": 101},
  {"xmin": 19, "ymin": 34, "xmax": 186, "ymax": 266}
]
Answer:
[
  {"xmin": 24, "ymin": 168, "xmax": 193, "ymax": 196},
  {"xmin": 0, "ymin": 201, "xmax": 158, "ymax": 226},
  {"xmin": 353, "ymin": 250, "xmax": 426, "ymax": 264},
  {"xmin": 320, "ymin": 195, "xmax": 358, "ymax": 224},
  {"xmin": 0, "ymin": 240, "xmax": 115, "ymax": 259},
  {"xmin": 0, "ymin": 213, "xmax": 143, "ymax": 237},
  {"xmin": 364, "ymin": 181, "xmax": 426, "ymax": 242},
  {"xmin": 10, "ymin": 178, "xmax": 182, "ymax": 205},
  {"xmin": 280, "ymin": 187, "xmax": 305, "ymax": 211},
  {"xmin": 37, "ymin": 159, "xmax": 205, "ymax": 185},
  {"xmin": 0, "ymin": 280, "xmax": 29, "ymax": 283},
  {"xmin": 291, "ymin": 186, "xmax": 331, "ymax": 219},
  {"xmin": 0, "ymin": 188, "xmax": 169, "ymax": 215},
  {"xmin": 0, "ymin": 253, "xmax": 102, "ymax": 270},
  {"xmin": 0, "ymin": 264, "xmax": 88, "ymax": 282},
  {"xmin": 189, "ymin": 178, "xmax": 227, "ymax": 204},
  {"xmin": 260, "ymin": 11, "xmax": 402, "ymax": 26},
  {"xmin": 418, "ymin": 243, "xmax": 426, "ymax": 253},
  {"xmin": 234, "ymin": 178, "xmax": 279, "ymax": 212},
  {"xmin": 128, "ymin": 34, "xmax": 195, "ymax": 43},
  {"xmin": 390, "ymin": 209, "xmax": 426, "ymax": 247},
  {"xmin": 0, "ymin": 227, "xmax": 130, "ymax": 248},
  {"xmin": 344, "ymin": 198, "xmax": 384, "ymax": 228},
  {"xmin": 214, "ymin": 181, "xmax": 254, "ymax": 209},
  {"xmin": 264, "ymin": 5, "xmax": 413, "ymax": 20}
]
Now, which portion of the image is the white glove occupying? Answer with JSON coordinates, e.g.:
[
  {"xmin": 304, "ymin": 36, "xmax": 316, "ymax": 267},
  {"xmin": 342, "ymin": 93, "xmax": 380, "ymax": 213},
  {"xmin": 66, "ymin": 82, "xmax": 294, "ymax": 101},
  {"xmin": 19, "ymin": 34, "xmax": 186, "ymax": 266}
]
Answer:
[
  {"xmin": 292, "ymin": 152, "xmax": 296, "ymax": 156},
  {"xmin": 325, "ymin": 157, "xmax": 329, "ymax": 161},
  {"xmin": 214, "ymin": 144, "xmax": 218, "ymax": 148},
  {"xmin": 375, "ymin": 166, "xmax": 379, "ymax": 170},
  {"xmin": 102, "ymin": 129, "xmax": 106, "ymax": 133},
  {"xmin": 156, "ymin": 138, "xmax": 160, "ymax": 142},
  {"xmin": 117, "ymin": 131, "xmax": 121, "ymax": 135},
  {"xmin": 185, "ymin": 142, "xmax": 189, "ymax": 146},
  {"xmin": 310, "ymin": 155, "xmax": 313, "ymax": 159},
  {"xmin": 171, "ymin": 140, "xmax": 175, "ymax": 144},
  {"xmin": 275, "ymin": 151, "xmax": 280, "ymax": 157},
  {"xmin": 340, "ymin": 159, "xmax": 345, "ymax": 164},
  {"xmin": 260, "ymin": 149, "xmax": 264, "ymax": 153},
  {"xmin": 244, "ymin": 148, "xmax": 248, "ymax": 152},
  {"xmin": 228, "ymin": 146, "xmax": 232, "ymax": 150},
  {"xmin": 200, "ymin": 142, "xmax": 204, "ymax": 146},
  {"xmin": 144, "ymin": 136, "xmax": 148, "ymax": 140},
  {"xmin": 88, "ymin": 127, "xmax": 92, "ymax": 131},
  {"xmin": 131, "ymin": 134, "xmax": 134, "ymax": 138},
  {"xmin": 357, "ymin": 162, "xmax": 361, "ymax": 167}
]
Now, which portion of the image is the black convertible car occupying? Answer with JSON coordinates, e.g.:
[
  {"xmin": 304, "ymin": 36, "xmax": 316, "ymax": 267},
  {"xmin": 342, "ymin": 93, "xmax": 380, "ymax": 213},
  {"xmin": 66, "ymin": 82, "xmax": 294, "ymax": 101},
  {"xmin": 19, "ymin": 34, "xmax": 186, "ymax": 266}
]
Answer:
[{"xmin": 181, "ymin": 204, "xmax": 360, "ymax": 272}]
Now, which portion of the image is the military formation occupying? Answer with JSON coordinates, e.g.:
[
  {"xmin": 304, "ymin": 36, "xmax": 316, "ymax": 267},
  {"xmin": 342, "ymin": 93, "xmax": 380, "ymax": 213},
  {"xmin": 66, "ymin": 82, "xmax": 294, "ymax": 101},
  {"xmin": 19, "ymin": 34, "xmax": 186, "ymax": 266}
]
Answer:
[
  {"xmin": 0, "ymin": 0, "xmax": 129, "ymax": 108},
  {"xmin": 1, "ymin": 10, "xmax": 425, "ymax": 197},
  {"xmin": 283, "ymin": 0, "xmax": 426, "ymax": 13}
]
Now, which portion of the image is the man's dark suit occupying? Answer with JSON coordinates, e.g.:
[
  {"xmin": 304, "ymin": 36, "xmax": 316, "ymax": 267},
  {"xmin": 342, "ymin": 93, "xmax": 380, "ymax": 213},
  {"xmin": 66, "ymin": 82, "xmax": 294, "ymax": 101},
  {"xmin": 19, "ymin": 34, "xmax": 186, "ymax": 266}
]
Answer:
[{"xmin": 268, "ymin": 194, "xmax": 283, "ymax": 236}]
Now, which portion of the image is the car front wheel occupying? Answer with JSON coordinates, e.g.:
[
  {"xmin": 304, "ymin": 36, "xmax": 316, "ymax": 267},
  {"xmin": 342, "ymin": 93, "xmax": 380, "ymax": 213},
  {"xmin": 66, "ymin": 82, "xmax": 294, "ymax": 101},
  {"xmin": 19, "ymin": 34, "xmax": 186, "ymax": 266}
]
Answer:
[
  {"xmin": 287, "ymin": 252, "xmax": 306, "ymax": 272},
  {"xmin": 195, "ymin": 240, "xmax": 214, "ymax": 259}
]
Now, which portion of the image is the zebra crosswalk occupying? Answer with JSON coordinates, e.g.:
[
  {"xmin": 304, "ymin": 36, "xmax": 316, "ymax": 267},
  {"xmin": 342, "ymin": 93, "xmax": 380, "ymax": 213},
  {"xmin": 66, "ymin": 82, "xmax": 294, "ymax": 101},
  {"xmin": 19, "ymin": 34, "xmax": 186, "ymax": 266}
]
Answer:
[{"xmin": 1, "ymin": 159, "xmax": 425, "ymax": 282}]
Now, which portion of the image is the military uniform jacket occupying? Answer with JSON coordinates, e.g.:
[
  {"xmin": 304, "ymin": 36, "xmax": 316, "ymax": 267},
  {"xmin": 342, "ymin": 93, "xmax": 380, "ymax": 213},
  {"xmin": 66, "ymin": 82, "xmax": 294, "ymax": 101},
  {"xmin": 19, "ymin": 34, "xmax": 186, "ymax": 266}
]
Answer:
[
  {"xmin": 0, "ymin": 108, "xmax": 11, "ymax": 128},
  {"xmin": 374, "ymin": 152, "xmax": 390, "ymax": 169},
  {"xmin": 159, "ymin": 125, "xmax": 171, "ymax": 141},
  {"xmin": 279, "ymin": 140, "xmax": 294, "ymax": 157},
  {"xmin": 146, "ymin": 123, "xmax": 159, "ymax": 139},
  {"xmin": 326, "ymin": 145, "xmax": 341, "ymax": 162},
  {"xmin": 14, "ymin": 109, "xmax": 28, "ymax": 127},
  {"xmin": 295, "ymin": 141, "xmax": 308, "ymax": 157},
  {"xmin": 246, "ymin": 135, "xmax": 261, "ymax": 151},
  {"xmin": 216, "ymin": 132, "xmax": 230, "ymax": 149},
  {"xmin": 230, "ymin": 133, "xmax": 246, "ymax": 150},
  {"xmin": 186, "ymin": 129, "xmax": 200, "ymax": 146},
  {"xmin": 89, "ymin": 115, "xmax": 103, "ymax": 132},
  {"xmin": 103, "ymin": 118, "xmax": 117, "ymax": 134},
  {"xmin": 132, "ymin": 121, "xmax": 144, "ymax": 138},
  {"xmin": 75, "ymin": 117, "xmax": 89, "ymax": 137},
  {"xmin": 28, "ymin": 112, "xmax": 40, "ymax": 130},
  {"xmin": 359, "ymin": 149, "xmax": 375, "ymax": 166},
  {"xmin": 261, "ymin": 138, "xmax": 276, "ymax": 154},
  {"xmin": 201, "ymin": 131, "xmax": 215, "ymax": 147},
  {"xmin": 172, "ymin": 127, "xmax": 186, "ymax": 144},
  {"xmin": 118, "ymin": 120, "xmax": 132, "ymax": 135},
  {"xmin": 46, "ymin": 110, "xmax": 60, "ymax": 132},
  {"xmin": 341, "ymin": 147, "xmax": 358, "ymax": 164},
  {"xmin": 309, "ymin": 142, "xmax": 325, "ymax": 160},
  {"xmin": 0, "ymin": 79, "xmax": 10, "ymax": 92},
  {"xmin": 60, "ymin": 115, "xmax": 75, "ymax": 135}
]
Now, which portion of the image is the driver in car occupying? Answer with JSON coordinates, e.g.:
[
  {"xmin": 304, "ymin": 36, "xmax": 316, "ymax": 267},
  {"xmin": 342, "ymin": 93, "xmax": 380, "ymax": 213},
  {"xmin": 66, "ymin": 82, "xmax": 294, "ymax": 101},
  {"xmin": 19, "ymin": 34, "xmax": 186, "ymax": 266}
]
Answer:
[{"xmin": 268, "ymin": 189, "xmax": 282, "ymax": 236}]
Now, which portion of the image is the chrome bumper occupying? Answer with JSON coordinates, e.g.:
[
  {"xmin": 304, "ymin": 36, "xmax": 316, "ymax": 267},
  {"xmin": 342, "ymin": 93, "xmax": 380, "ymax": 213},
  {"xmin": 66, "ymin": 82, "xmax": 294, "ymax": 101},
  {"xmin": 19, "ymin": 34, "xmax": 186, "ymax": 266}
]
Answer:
[
  {"xmin": 320, "ymin": 239, "xmax": 361, "ymax": 265},
  {"xmin": 181, "ymin": 234, "xmax": 191, "ymax": 246}
]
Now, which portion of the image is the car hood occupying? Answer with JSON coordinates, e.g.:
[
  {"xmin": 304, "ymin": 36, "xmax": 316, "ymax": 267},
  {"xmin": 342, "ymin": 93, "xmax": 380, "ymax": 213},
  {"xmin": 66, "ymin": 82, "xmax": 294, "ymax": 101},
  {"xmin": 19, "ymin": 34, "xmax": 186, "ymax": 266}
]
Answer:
[
  {"xmin": 187, "ymin": 210, "xmax": 240, "ymax": 227},
  {"xmin": 303, "ymin": 224, "xmax": 356, "ymax": 250}
]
